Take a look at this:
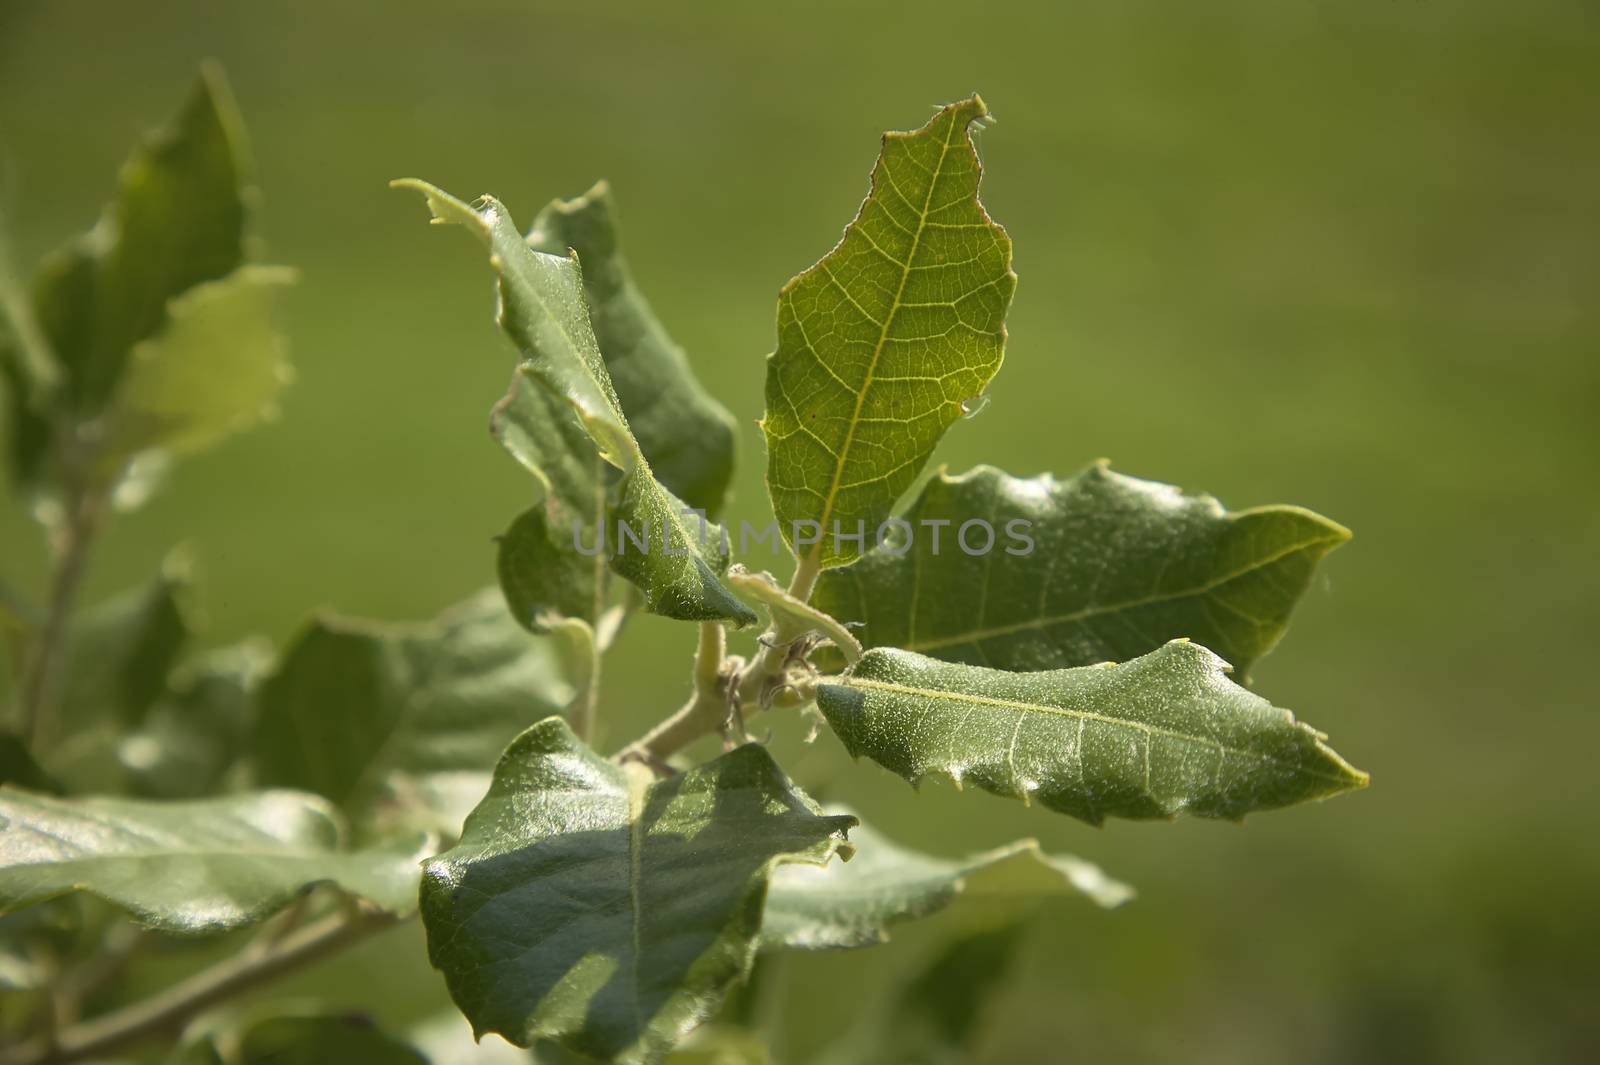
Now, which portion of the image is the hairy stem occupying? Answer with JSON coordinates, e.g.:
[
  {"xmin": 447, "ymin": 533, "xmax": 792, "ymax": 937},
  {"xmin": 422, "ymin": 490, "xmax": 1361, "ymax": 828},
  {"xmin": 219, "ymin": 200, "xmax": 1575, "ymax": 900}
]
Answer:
[
  {"xmin": 622, "ymin": 692, "xmax": 718, "ymax": 766},
  {"xmin": 693, "ymin": 621, "xmax": 725, "ymax": 695},
  {"xmin": 786, "ymin": 554, "xmax": 821, "ymax": 603},
  {"xmin": 621, "ymin": 553, "xmax": 832, "ymax": 764},
  {"xmin": 4, "ymin": 911, "xmax": 403, "ymax": 1065},
  {"xmin": 621, "ymin": 622, "xmax": 728, "ymax": 764},
  {"xmin": 729, "ymin": 553, "xmax": 821, "ymax": 711},
  {"xmin": 622, "ymin": 643, "xmax": 817, "ymax": 765}
]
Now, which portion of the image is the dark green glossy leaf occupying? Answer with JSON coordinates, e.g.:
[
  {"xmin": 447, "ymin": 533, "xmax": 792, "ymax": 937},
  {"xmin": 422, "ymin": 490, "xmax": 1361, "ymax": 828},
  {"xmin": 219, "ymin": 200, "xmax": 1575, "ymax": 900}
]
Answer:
[
  {"xmin": 254, "ymin": 591, "xmax": 585, "ymax": 833},
  {"xmin": 762, "ymin": 96, "xmax": 1015, "ymax": 568},
  {"xmin": 0, "ymin": 789, "xmax": 422, "ymax": 930},
  {"xmin": 33, "ymin": 64, "xmax": 251, "ymax": 414},
  {"xmin": 817, "ymin": 643, "xmax": 1367, "ymax": 825},
  {"xmin": 528, "ymin": 183, "xmax": 737, "ymax": 517},
  {"xmin": 420, "ymin": 717, "xmax": 854, "ymax": 1064},
  {"xmin": 762, "ymin": 811, "xmax": 1129, "ymax": 951},
  {"xmin": 395, "ymin": 180, "xmax": 754, "ymax": 627},
  {"xmin": 813, "ymin": 463, "xmax": 1350, "ymax": 679}
]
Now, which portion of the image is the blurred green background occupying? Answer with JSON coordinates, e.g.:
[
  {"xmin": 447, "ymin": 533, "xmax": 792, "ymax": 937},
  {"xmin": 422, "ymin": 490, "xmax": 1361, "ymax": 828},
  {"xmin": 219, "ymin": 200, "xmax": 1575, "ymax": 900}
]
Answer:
[{"xmin": 3, "ymin": 1, "xmax": 1597, "ymax": 1062}]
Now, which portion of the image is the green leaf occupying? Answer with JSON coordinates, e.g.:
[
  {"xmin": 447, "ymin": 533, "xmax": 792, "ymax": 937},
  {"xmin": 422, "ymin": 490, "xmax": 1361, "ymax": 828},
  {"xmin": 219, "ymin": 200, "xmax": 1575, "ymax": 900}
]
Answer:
[
  {"xmin": 254, "ymin": 591, "xmax": 586, "ymax": 833},
  {"xmin": 497, "ymin": 501, "xmax": 605, "ymax": 635},
  {"xmin": 239, "ymin": 1017, "xmax": 426, "ymax": 1065},
  {"xmin": 0, "ymin": 789, "xmax": 422, "ymax": 931},
  {"xmin": 96, "ymin": 266, "xmax": 293, "ymax": 473},
  {"xmin": 812, "ymin": 463, "xmax": 1350, "ymax": 679},
  {"xmin": 0, "ymin": 327, "xmax": 54, "ymax": 488},
  {"xmin": 394, "ymin": 180, "xmax": 754, "ymax": 628},
  {"xmin": 0, "ymin": 734, "xmax": 58, "ymax": 793},
  {"xmin": 178, "ymin": 1015, "xmax": 429, "ymax": 1065},
  {"xmin": 393, "ymin": 181, "xmax": 633, "ymax": 467},
  {"xmin": 32, "ymin": 64, "xmax": 252, "ymax": 414},
  {"xmin": 494, "ymin": 372, "xmax": 610, "ymax": 634},
  {"xmin": 33, "ymin": 560, "xmax": 194, "ymax": 791},
  {"xmin": 0, "ymin": 228, "xmax": 57, "ymax": 488},
  {"xmin": 816, "ymin": 643, "xmax": 1367, "ymax": 825},
  {"xmin": 528, "ymin": 182, "xmax": 737, "ymax": 517},
  {"xmin": 762, "ymin": 810, "xmax": 1129, "ymax": 951},
  {"xmin": 762, "ymin": 96, "xmax": 1015, "ymax": 568},
  {"xmin": 419, "ymin": 716, "xmax": 855, "ymax": 1064},
  {"xmin": 0, "ymin": 903, "xmax": 75, "ymax": 991},
  {"xmin": 119, "ymin": 638, "xmax": 272, "ymax": 799},
  {"xmin": 821, "ymin": 922, "xmax": 1026, "ymax": 1065},
  {"xmin": 606, "ymin": 464, "xmax": 752, "ymax": 626},
  {"xmin": 61, "ymin": 560, "xmax": 192, "ymax": 729}
]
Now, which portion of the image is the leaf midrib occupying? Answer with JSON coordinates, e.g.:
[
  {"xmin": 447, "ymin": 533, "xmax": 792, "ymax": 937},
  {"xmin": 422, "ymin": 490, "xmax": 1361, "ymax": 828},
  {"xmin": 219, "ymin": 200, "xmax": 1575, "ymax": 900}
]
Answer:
[
  {"xmin": 903, "ymin": 533, "xmax": 1341, "ymax": 654},
  {"xmin": 836, "ymin": 674, "xmax": 1352, "ymax": 785},
  {"xmin": 807, "ymin": 113, "xmax": 963, "ymax": 563}
]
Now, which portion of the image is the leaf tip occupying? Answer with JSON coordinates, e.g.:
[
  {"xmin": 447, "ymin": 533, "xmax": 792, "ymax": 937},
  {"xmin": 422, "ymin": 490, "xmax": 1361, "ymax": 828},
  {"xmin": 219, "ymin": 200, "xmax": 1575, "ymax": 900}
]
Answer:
[
  {"xmin": 389, "ymin": 178, "xmax": 487, "ymax": 234},
  {"xmin": 938, "ymin": 93, "xmax": 990, "ymax": 128},
  {"xmin": 194, "ymin": 59, "xmax": 240, "ymax": 119}
]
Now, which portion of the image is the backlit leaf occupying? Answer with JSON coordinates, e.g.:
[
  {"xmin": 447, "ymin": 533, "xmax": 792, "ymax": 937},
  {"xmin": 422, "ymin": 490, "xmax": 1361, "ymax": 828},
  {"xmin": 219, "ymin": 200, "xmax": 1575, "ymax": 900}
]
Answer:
[
  {"xmin": 816, "ymin": 643, "xmax": 1367, "ymax": 825},
  {"xmin": 33, "ymin": 64, "xmax": 252, "ymax": 414},
  {"xmin": 762, "ymin": 96, "xmax": 1015, "ymax": 568},
  {"xmin": 812, "ymin": 463, "xmax": 1349, "ymax": 679},
  {"xmin": 97, "ymin": 265, "xmax": 294, "ymax": 473},
  {"xmin": 420, "ymin": 717, "xmax": 854, "ymax": 1064},
  {"xmin": 0, "ymin": 789, "xmax": 422, "ymax": 931}
]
